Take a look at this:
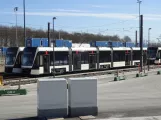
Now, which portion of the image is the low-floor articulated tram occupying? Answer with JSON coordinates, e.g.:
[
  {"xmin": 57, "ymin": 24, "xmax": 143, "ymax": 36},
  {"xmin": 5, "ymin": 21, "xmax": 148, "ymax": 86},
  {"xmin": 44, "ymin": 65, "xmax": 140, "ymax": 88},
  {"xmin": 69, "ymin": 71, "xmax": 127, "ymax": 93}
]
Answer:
[
  {"xmin": 147, "ymin": 47, "xmax": 161, "ymax": 64},
  {"xmin": 5, "ymin": 47, "xmax": 24, "ymax": 73},
  {"xmin": 155, "ymin": 47, "xmax": 161, "ymax": 64},
  {"xmin": 132, "ymin": 47, "xmax": 147, "ymax": 66},
  {"xmin": 21, "ymin": 47, "xmax": 69, "ymax": 75},
  {"xmin": 21, "ymin": 47, "xmax": 147, "ymax": 75}
]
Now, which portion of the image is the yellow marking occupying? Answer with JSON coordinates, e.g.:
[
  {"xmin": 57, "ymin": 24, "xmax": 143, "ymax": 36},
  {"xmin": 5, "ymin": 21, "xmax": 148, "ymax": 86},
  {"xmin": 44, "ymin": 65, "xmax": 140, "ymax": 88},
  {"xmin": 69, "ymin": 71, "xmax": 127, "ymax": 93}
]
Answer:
[{"xmin": 0, "ymin": 76, "xmax": 3, "ymax": 86}]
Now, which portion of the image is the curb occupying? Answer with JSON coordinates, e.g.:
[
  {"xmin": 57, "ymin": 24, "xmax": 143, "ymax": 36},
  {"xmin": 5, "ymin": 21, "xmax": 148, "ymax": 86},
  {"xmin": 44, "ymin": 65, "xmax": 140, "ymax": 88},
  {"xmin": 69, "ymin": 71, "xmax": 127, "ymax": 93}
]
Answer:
[
  {"xmin": 114, "ymin": 76, "xmax": 126, "ymax": 81},
  {"xmin": 136, "ymin": 73, "xmax": 148, "ymax": 77},
  {"xmin": 0, "ymin": 89, "xmax": 27, "ymax": 96}
]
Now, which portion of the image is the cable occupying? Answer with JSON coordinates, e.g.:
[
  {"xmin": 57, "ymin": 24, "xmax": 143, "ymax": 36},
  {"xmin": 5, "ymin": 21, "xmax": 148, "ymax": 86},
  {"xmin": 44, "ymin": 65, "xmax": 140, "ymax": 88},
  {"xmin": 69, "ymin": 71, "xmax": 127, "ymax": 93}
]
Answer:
[
  {"xmin": 0, "ymin": 15, "xmax": 139, "ymax": 30},
  {"xmin": 0, "ymin": 15, "xmax": 139, "ymax": 33},
  {"xmin": 56, "ymin": 16, "xmax": 139, "ymax": 30}
]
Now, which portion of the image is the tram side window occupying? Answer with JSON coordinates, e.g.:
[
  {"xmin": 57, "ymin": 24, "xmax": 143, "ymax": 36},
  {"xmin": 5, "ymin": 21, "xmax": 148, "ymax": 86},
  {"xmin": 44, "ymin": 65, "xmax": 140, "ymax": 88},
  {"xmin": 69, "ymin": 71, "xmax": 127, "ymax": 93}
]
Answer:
[
  {"xmin": 50, "ymin": 52, "xmax": 69, "ymax": 65},
  {"xmin": 158, "ymin": 50, "xmax": 161, "ymax": 59},
  {"xmin": 143, "ymin": 52, "xmax": 147, "ymax": 64},
  {"xmin": 155, "ymin": 50, "xmax": 161, "ymax": 60},
  {"xmin": 40, "ymin": 55, "xmax": 43, "ymax": 66},
  {"xmin": 21, "ymin": 54, "xmax": 23, "ymax": 64},
  {"xmin": 19, "ymin": 54, "xmax": 22, "ymax": 64},
  {"xmin": 99, "ymin": 51, "xmax": 111, "ymax": 63},
  {"xmin": 113, "ymin": 51, "xmax": 125, "ymax": 62},
  {"xmin": 133, "ymin": 51, "xmax": 140, "ymax": 60},
  {"xmin": 33, "ymin": 54, "xmax": 40, "ymax": 68},
  {"xmin": 81, "ymin": 52, "xmax": 89, "ymax": 64},
  {"xmin": 16, "ymin": 54, "xmax": 21, "ymax": 65},
  {"xmin": 50, "ymin": 53, "xmax": 53, "ymax": 65},
  {"xmin": 149, "ymin": 49, "xmax": 157, "ymax": 58}
]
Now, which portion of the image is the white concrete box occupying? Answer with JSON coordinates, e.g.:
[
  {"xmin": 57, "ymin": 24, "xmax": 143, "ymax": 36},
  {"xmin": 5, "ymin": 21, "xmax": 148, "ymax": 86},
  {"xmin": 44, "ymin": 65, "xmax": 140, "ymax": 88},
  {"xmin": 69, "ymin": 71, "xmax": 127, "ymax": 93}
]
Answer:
[
  {"xmin": 68, "ymin": 77, "xmax": 98, "ymax": 117},
  {"xmin": 37, "ymin": 78, "xmax": 68, "ymax": 118}
]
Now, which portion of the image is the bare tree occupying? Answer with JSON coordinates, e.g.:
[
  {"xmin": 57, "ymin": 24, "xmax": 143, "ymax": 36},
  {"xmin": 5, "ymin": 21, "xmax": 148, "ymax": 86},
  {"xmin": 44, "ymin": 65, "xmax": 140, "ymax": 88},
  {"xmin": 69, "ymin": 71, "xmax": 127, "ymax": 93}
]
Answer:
[
  {"xmin": 0, "ymin": 25, "xmax": 131, "ymax": 47},
  {"xmin": 123, "ymin": 36, "xmax": 132, "ymax": 42}
]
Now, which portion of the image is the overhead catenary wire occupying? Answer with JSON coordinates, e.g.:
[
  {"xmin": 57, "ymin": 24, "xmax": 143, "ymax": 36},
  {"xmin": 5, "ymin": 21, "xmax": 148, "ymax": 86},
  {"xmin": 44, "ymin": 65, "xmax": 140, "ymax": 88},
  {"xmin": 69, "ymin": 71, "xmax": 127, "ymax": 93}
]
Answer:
[
  {"xmin": 0, "ymin": 14, "xmax": 151, "ymax": 41},
  {"xmin": 0, "ymin": 15, "xmax": 139, "ymax": 29}
]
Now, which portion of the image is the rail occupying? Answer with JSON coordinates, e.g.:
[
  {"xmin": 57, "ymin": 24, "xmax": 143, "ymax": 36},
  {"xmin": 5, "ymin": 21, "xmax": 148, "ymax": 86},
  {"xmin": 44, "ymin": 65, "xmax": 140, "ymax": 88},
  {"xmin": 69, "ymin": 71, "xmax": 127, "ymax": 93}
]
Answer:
[{"xmin": 2, "ymin": 65, "xmax": 161, "ymax": 86}]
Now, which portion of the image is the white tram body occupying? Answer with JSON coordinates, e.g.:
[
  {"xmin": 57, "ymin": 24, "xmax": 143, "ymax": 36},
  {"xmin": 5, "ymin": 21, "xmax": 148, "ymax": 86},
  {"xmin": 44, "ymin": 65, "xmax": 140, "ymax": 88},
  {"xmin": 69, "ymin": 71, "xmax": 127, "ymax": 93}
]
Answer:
[
  {"xmin": 154, "ymin": 47, "xmax": 161, "ymax": 64},
  {"xmin": 132, "ymin": 47, "xmax": 147, "ymax": 66},
  {"xmin": 112, "ymin": 47, "xmax": 131, "ymax": 67},
  {"xmin": 21, "ymin": 46, "xmax": 147, "ymax": 75},
  {"xmin": 71, "ymin": 47, "xmax": 97, "ymax": 71},
  {"xmin": 98, "ymin": 47, "xmax": 111, "ymax": 69},
  {"xmin": 21, "ymin": 47, "xmax": 69, "ymax": 75}
]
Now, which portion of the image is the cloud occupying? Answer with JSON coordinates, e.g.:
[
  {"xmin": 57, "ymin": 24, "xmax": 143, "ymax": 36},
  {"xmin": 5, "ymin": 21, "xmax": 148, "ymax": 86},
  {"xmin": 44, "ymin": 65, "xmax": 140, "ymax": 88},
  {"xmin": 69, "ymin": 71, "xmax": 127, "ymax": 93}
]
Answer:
[
  {"xmin": 14, "ymin": 11, "xmax": 137, "ymax": 20},
  {"xmin": 19, "ymin": 8, "xmax": 90, "ymax": 13},
  {"xmin": 91, "ymin": 5, "xmax": 108, "ymax": 8},
  {"xmin": 143, "ymin": 14, "xmax": 161, "ymax": 20},
  {"xmin": 53, "ymin": 9, "xmax": 89, "ymax": 13},
  {"xmin": 4, "ymin": 10, "xmax": 161, "ymax": 21},
  {"xmin": 90, "ymin": 4, "xmax": 135, "ymax": 9}
]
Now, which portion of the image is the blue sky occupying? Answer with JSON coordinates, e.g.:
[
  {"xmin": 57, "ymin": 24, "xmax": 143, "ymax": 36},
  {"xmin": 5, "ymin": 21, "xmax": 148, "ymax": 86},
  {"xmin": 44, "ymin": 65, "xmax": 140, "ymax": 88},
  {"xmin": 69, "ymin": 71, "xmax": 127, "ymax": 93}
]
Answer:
[{"xmin": 0, "ymin": 0, "xmax": 161, "ymax": 42}]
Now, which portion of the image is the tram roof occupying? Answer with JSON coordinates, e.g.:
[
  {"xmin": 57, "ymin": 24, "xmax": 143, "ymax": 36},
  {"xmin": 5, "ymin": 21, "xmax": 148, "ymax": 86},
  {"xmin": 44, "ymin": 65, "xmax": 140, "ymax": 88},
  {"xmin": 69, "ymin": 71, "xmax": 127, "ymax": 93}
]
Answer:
[
  {"xmin": 98, "ymin": 47, "xmax": 111, "ymax": 51},
  {"xmin": 7, "ymin": 47, "xmax": 24, "ymax": 51},
  {"xmin": 72, "ymin": 47, "xmax": 97, "ymax": 51},
  {"xmin": 37, "ymin": 47, "xmax": 69, "ymax": 52},
  {"xmin": 19, "ymin": 47, "xmax": 25, "ymax": 51},
  {"xmin": 132, "ymin": 47, "xmax": 147, "ymax": 50},
  {"xmin": 113, "ymin": 47, "xmax": 131, "ymax": 51}
]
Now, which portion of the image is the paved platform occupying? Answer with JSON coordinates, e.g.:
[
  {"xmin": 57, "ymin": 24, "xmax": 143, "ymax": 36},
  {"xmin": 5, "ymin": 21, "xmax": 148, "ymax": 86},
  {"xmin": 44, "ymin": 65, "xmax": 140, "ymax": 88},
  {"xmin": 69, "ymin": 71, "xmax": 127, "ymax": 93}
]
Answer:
[
  {"xmin": 0, "ymin": 72, "xmax": 161, "ymax": 119},
  {"xmin": 95, "ymin": 116, "xmax": 161, "ymax": 120}
]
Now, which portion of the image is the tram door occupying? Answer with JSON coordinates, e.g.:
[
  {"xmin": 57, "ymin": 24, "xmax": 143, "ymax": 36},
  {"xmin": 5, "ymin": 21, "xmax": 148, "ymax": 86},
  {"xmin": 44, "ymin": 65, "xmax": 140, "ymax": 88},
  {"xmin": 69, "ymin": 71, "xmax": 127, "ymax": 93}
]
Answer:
[
  {"xmin": 73, "ymin": 53, "xmax": 81, "ymax": 71},
  {"xmin": 43, "ymin": 55, "xmax": 50, "ymax": 74},
  {"xmin": 89, "ymin": 53, "xmax": 96, "ymax": 69},
  {"xmin": 143, "ymin": 51, "xmax": 147, "ymax": 65},
  {"xmin": 125, "ymin": 52, "xmax": 131, "ymax": 66}
]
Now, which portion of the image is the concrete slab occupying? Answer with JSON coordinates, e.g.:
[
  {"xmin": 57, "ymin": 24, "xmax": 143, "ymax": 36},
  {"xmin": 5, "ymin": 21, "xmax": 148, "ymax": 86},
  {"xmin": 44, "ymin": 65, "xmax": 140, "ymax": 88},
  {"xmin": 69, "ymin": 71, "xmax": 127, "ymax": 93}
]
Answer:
[
  {"xmin": 48, "ymin": 118, "xmax": 64, "ymax": 120},
  {"xmin": 79, "ymin": 115, "xmax": 96, "ymax": 120},
  {"xmin": 95, "ymin": 116, "xmax": 161, "ymax": 120}
]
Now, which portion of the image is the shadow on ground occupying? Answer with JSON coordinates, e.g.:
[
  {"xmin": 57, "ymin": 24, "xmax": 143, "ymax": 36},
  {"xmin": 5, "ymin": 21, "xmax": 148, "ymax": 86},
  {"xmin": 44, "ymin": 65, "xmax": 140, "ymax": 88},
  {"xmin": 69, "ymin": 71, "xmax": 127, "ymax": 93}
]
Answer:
[{"xmin": 8, "ymin": 117, "xmax": 43, "ymax": 120}]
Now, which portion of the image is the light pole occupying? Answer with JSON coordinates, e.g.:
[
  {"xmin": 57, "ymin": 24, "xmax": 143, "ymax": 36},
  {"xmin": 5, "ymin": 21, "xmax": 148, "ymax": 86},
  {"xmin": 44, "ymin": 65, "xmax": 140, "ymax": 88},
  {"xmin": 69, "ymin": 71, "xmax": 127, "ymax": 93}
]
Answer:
[
  {"xmin": 53, "ymin": 17, "xmax": 56, "ymax": 78},
  {"xmin": 148, "ymin": 28, "xmax": 151, "ymax": 47},
  {"xmin": 137, "ymin": 0, "xmax": 142, "ymax": 45},
  {"xmin": 14, "ymin": 7, "xmax": 18, "ymax": 47},
  {"xmin": 148, "ymin": 28, "xmax": 151, "ymax": 71},
  {"xmin": 137, "ymin": 0, "xmax": 142, "ymax": 17},
  {"xmin": 23, "ymin": 0, "xmax": 26, "ymax": 44}
]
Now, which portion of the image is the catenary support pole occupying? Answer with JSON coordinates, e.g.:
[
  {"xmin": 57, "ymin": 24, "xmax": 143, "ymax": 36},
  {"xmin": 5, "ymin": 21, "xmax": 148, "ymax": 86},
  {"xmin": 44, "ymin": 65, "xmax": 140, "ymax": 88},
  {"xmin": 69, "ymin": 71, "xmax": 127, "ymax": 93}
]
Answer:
[
  {"xmin": 140, "ymin": 15, "xmax": 143, "ymax": 72},
  {"xmin": 135, "ymin": 30, "xmax": 137, "ymax": 47},
  {"xmin": 48, "ymin": 22, "xmax": 50, "ymax": 47},
  {"xmin": 53, "ymin": 17, "xmax": 56, "ymax": 78}
]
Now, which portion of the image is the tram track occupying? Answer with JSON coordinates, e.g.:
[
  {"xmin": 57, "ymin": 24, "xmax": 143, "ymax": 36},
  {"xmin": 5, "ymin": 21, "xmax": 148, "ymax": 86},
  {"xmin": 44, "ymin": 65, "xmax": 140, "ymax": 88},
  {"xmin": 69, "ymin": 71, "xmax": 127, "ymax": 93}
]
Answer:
[
  {"xmin": 56, "ymin": 65, "xmax": 160, "ymax": 78},
  {"xmin": 1, "ymin": 65, "xmax": 160, "ymax": 86}
]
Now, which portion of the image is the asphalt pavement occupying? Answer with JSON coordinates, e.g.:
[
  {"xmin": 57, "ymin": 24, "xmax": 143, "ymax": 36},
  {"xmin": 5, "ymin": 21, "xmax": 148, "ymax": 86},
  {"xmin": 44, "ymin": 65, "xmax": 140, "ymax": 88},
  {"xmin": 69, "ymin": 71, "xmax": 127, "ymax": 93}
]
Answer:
[
  {"xmin": 0, "ymin": 71, "xmax": 161, "ymax": 120},
  {"xmin": 97, "ymin": 74, "xmax": 161, "ymax": 119}
]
